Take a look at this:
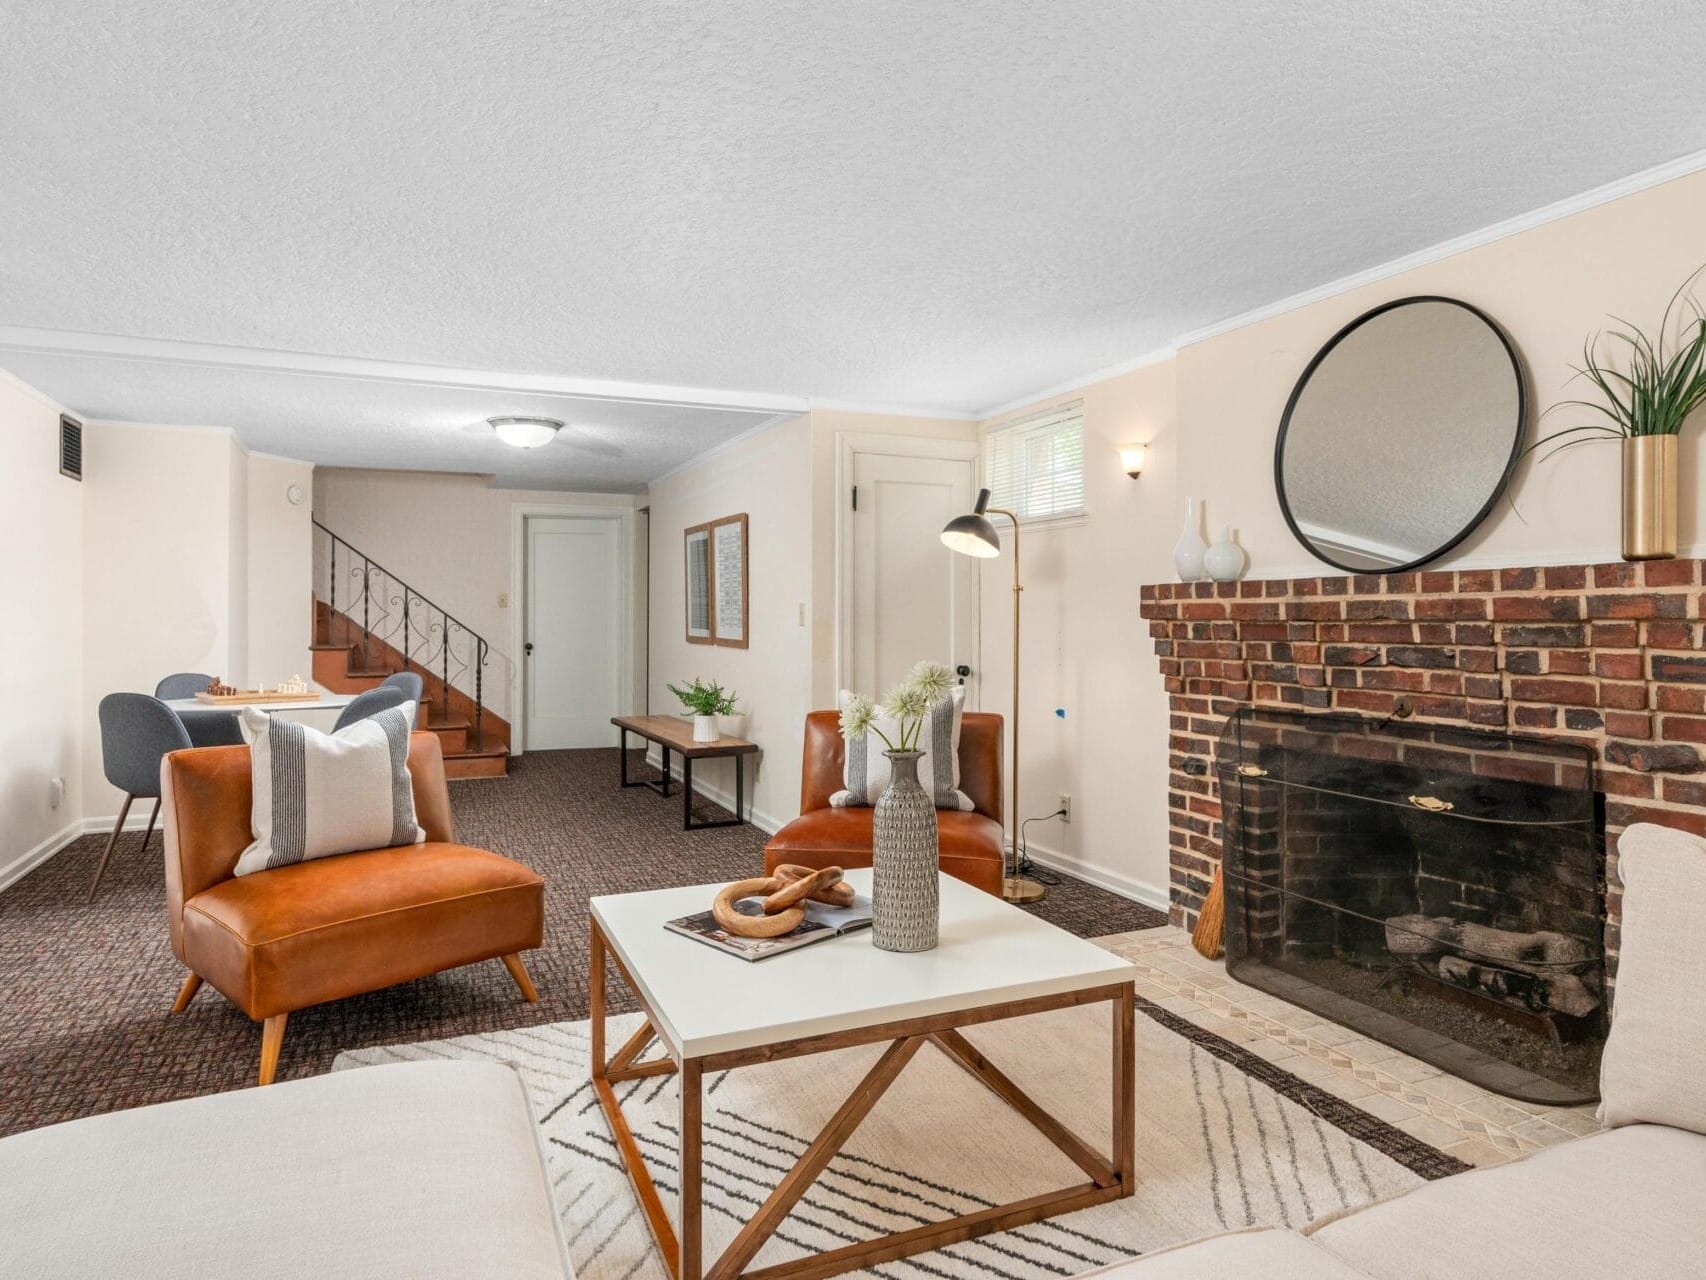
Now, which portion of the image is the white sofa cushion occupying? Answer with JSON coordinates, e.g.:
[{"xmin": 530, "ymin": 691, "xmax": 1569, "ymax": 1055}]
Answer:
[
  {"xmin": 0, "ymin": 1061, "xmax": 570, "ymax": 1279},
  {"xmin": 1306, "ymin": 1125, "xmax": 1706, "ymax": 1279},
  {"xmin": 1599, "ymin": 821, "xmax": 1706, "ymax": 1132},
  {"xmin": 1077, "ymin": 1228, "xmax": 1371, "ymax": 1278}
]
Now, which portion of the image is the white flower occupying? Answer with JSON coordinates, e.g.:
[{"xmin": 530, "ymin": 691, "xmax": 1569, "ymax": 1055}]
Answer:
[
  {"xmin": 906, "ymin": 660, "xmax": 955, "ymax": 704},
  {"xmin": 882, "ymin": 682, "xmax": 930, "ymax": 724},
  {"xmin": 839, "ymin": 693, "xmax": 877, "ymax": 741}
]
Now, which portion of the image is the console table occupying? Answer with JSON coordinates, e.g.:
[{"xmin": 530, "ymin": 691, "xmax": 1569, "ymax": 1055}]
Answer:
[{"xmin": 612, "ymin": 715, "xmax": 758, "ymax": 830}]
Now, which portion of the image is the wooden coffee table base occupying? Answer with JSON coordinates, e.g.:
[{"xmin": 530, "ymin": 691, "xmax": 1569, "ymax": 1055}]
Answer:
[{"xmin": 590, "ymin": 922, "xmax": 1137, "ymax": 1280}]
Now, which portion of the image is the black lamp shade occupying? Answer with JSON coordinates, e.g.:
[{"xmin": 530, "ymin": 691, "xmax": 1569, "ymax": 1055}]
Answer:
[{"xmin": 941, "ymin": 487, "xmax": 1001, "ymax": 558}]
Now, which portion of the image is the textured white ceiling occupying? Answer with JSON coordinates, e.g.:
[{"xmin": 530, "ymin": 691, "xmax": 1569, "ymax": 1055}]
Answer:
[{"xmin": 4, "ymin": 1, "xmax": 1706, "ymax": 478}]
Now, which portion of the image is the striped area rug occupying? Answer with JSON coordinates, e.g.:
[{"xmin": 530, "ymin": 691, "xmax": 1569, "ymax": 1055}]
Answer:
[{"xmin": 334, "ymin": 976, "xmax": 1465, "ymax": 1279}]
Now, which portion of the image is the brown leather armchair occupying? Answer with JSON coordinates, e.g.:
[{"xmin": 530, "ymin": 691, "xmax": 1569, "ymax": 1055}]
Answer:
[
  {"xmin": 765, "ymin": 710, "xmax": 1005, "ymax": 895},
  {"xmin": 161, "ymin": 732, "xmax": 544, "ymax": 1085}
]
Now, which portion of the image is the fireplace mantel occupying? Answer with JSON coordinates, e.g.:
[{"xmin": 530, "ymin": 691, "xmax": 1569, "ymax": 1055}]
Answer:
[{"xmin": 1139, "ymin": 559, "xmax": 1706, "ymax": 966}]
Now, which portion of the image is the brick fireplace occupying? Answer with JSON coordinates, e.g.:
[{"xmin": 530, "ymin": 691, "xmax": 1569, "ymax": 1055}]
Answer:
[{"xmin": 1138, "ymin": 559, "xmax": 1706, "ymax": 968}]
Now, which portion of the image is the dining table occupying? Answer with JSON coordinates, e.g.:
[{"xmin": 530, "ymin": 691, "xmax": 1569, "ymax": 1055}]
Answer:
[{"xmin": 165, "ymin": 692, "xmax": 356, "ymax": 745}]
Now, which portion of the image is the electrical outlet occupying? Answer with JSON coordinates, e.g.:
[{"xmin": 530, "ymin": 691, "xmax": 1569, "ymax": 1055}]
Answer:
[{"xmin": 1058, "ymin": 793, "xmax": 1071, "ymax": 823}]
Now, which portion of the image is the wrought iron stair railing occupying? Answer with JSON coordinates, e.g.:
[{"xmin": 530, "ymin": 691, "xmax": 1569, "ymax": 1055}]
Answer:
[{"xmin": 312, "ymin": 520, "xmax": 491, "ymax": 748}]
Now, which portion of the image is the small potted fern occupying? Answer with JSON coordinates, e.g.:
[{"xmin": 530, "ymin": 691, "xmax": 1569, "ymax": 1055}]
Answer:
[
  {"xmin": 667, "ymin": 677, "xmax": 728, "ymax": 743},
  {"xmin": 1527, "ymin": 270, "xmax": 1706, "ymax": 560}
]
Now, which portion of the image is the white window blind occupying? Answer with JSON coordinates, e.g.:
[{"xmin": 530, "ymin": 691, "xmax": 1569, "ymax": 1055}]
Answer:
[{"xmin": 985, "ymin": 402, "xmax": 1085, "ymax": 522}]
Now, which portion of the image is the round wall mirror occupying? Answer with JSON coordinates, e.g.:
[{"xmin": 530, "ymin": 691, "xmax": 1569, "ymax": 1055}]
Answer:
[{"xmin": 1275, "ymin": 296, "xmax": 1525, "ymax": 573}]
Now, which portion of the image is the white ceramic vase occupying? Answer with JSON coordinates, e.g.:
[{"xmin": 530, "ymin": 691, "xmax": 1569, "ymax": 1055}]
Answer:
[
  {"xmin": 692, "ymin": 713, "xmax": 719, "ymax": 742},
  {"xmin": 1205, "ymin": 526, "xmax": 1246, "ymax": 582},
  {"xmin": 1173, "ymin": 497, "xmax": 1207, "ymax": 581}
]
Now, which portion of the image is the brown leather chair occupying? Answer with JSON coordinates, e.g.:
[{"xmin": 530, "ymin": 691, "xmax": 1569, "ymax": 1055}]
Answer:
[
  {"xmin": 161, "ymin": 733, "xmax": 544, "ymax": 1085},
  {"xmin": 765, "ymin": 710, "xmax": 1005, "ymax": 895}
]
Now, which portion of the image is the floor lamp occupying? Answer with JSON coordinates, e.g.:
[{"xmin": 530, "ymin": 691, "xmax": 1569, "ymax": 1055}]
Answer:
[{"xmin": 941, "ymin": 487, "xmax": 1045, "ymax": 904}]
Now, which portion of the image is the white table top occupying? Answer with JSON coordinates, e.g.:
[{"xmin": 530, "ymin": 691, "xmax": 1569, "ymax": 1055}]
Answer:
[
  {"xmin": 166, "ymin": 693, "xmax": 356, "ymax": 714},
  {"xmin": 591, "ymin": 867, "xmax": 1138, "ymax": 1060}
]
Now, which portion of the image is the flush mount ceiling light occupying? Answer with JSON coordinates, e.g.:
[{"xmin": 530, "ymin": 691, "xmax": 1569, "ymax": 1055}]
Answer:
[{"xmin": 487, "ymin": 416, "xmax": 563, "ymax": 449}]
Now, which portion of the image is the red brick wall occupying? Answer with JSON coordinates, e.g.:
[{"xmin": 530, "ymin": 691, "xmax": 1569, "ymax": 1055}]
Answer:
[{"xmin": 1139, "ymin": 560, "xmax": 1706, "ymax": 959}]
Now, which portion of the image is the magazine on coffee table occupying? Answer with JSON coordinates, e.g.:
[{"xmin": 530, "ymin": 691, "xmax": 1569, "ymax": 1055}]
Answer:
[{"xmin": 665, "ymin": 892, "xmax": 873, "ymax": 961}]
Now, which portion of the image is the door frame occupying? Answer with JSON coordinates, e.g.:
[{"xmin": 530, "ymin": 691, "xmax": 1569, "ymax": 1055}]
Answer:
[
  {"xmin": 509, "ymin": 503, "xmax": 636, "ymax": 757},
  {"xmin": 834, "ymin": 431, "xmax": 983, "ymax": 701}
]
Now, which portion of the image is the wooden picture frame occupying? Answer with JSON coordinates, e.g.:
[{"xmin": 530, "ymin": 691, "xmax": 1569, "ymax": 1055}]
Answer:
[{"xmin": 683, "ymin": 513, "xmax": 749, "ymax": 648}]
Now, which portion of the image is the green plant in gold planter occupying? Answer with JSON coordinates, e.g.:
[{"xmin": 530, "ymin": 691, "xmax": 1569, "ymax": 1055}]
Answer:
[{"xmin": 1527, "ymin": 270, "xmax": 1706, "ymax": 560}]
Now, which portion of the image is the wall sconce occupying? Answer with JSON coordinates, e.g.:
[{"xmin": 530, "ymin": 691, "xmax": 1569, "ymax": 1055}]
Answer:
[{"xmin": 1119, "ymin": 444, "xmax": 1147, "ymax": 478}]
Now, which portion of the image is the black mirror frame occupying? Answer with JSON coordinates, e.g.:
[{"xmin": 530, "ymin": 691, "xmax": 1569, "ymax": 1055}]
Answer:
[{"xmin": 1273, "ymin": 294, "xmax": 1527, "ymax": 575}]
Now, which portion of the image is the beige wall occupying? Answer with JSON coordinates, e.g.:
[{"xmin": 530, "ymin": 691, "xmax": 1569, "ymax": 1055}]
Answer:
[
  {"xmin": 0, "ymin": 372, "xmax": 85, "ymax": 882},
  {"xmin": 647, "ymin": 415, "xmax": 814, "ymax": 827},
  {"xmin": 246, "ymin": 453, "xmax": 316, "ymax": 684},
  {"xmin": 983, "ymin": 166, "xmax": 1706, "ymax": 908},
  {"xmin": 311, "ymin": 470, "xmax": 641, "ymax": 724}
]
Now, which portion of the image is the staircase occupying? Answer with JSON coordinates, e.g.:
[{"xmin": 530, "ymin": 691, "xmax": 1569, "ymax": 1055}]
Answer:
[{"xmin": 311, "ymin": 521, "xmax": 509, "ymax": 779}]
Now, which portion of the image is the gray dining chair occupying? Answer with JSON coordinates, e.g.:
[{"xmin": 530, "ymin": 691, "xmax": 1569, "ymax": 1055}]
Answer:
[
  {"xmin": 154, "ymin": 672, "xmax": 214, "ymax": 700},
  {"xmin": 92, "ymin": 693, "xmax": 193, "ymax": 901},
  {"xmin": 333, "ymin": 684, "xmax": 411, "ymax": 732},
  {"xmin": 153, "ymin": 672, "xmax": 243, "ymax": 746},
  {"xmin": 380, "ymin": 671, "xmax": 424, "ymax": 704}
]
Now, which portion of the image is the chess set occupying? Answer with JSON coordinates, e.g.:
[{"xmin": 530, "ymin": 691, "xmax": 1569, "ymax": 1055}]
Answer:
[{"xmin": 192, "ymin": 675, "xmax": 318, "ymax": 705}]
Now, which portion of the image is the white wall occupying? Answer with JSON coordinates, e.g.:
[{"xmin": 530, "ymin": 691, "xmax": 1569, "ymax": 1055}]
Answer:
[
  {"xmin": 311, "ymin": 469, "xmax": 641, "ymax": 723},
  {"xmin": 246, "ymin": 452, "xmax": 316, "ymax": 684},
  {"xmin": 0, "ymin": 372, "xmax": 85, "ymax": 882},
  {"xmin": 981, "ymin": 165, "xmax": 1706, "ymax": 911},
  {"xmin": 646, "ymin": 415, "xmax": 814, "ymax": 828}
]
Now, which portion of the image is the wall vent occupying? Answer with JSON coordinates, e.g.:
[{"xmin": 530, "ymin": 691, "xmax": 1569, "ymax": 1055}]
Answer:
[{"xmin": 59, "ymin": 414, "xmax": 82, "ymax": 480}]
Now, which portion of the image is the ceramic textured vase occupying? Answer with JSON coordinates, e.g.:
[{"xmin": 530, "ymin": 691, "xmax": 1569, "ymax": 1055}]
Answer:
[
  {"xmin": 871, "ymin": 750, "xmax": 939, "ymax": 952},
  {"xmin": 1173, "ymin": 496, "xmax": 1207, "ymax": 582},
  {"xmin": 692, "ymin": 713, "xmax": 719, "ymax": 742},
  {"xmin": 1204, "ymin": 525, "xmax": 1245, "ymax": 582},
  {"xmin": 1622, "ymin": 435, "xmax": 1678, "ymax": 561}
]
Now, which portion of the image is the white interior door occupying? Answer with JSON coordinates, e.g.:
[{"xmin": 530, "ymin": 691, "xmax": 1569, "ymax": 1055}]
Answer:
[
  {"xmin": 849, "ymin": 449, "xmax": 979, "ymax": 699},
  {"xmin": 526, "ymin": 516, "xmax": 621, "ymax": 749}
]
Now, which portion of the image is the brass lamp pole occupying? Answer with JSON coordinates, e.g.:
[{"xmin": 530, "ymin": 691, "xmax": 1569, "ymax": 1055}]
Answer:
[{"xmin": 941, "ymin": 488, "xmax": 1044, "ymax": 903}]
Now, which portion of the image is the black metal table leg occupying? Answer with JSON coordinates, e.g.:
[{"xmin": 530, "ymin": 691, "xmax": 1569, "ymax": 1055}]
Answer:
[
  {"xmin": 618, "ymin": 727, "xmax": 631, "ymax": 787},
  {"xmin": 736, "ymin": 752, "xmax": 745, "ymax": 823},
  {"xmin": 682, "ymin": 756, "xmax": 694, "ymax": 829}
]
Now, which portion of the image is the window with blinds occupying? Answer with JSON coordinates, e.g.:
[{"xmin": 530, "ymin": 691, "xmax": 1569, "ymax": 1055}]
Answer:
[{"xmin": 984, "ymin": 402, "xmax": 1085, "ymax": 522}]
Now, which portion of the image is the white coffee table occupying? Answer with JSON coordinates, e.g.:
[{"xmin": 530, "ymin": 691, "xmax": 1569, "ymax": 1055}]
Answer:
[{"xmin": 589, "ymin": 868, "xmax": 1138, "ymax": 1280}]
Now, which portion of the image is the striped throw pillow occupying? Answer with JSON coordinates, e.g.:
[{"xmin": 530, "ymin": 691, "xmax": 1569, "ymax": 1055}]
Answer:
[
  {"xmin": 234, "ymin": 702, "xmax": 425, "ymax": 876},
  {"xmin": 829, "ymin": 686, "xmax": 975, "ymax": 810}
]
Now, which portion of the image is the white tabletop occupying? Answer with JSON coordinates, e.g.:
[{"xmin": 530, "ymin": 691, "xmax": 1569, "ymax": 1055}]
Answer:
[
  {"xmin": 591, "ymin": 867, "xmax": 1137, "ymax": 1060},
  {"xmin": 166, "ymin": 693, "xmax": 356, "ymax": 714}
]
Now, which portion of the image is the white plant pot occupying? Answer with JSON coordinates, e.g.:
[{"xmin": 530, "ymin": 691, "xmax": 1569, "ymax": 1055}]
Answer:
[
  {"xmin": 717, "ymin": 713, "xmax": 747, "ymax": 739},
  {"xmin": 693, "ymin": 713, "xmax": 720, "ymax": 742}
]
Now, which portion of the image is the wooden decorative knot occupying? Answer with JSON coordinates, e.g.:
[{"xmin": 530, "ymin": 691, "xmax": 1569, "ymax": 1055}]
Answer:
[{"xmin": 712, "ymin": 865, "xmax": 852, "ymax": 938}]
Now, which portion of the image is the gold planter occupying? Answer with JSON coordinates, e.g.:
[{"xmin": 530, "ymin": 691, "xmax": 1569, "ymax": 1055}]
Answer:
[{"xmin": 1622, "ymin": 435, "xmax": 1678, "ymax": 561}]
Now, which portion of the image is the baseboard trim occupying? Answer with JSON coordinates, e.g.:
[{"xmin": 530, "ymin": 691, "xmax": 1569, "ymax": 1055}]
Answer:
[
  {"xmin": 643, "ymin": 747, "xmax": 783, "ymax": 835},
  {"xmin": 1020, "ymin": 841, "xmax": 1170, "ymax": 913},
  {"xmin": 0, "ymin": 819, "xmax": 86, "ymax": 894}
]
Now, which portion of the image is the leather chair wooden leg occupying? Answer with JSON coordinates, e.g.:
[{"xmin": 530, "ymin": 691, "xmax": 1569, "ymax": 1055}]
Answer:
[
  {"xmin": 138, "ymin": 797, "xmax": 162, "ymax": 855},
  {"xmin": 259, "ymin": 1013, "xmax": 289, "ymax": 1086},
  {"xmin": 87, "ymin": 794, "xmax": 134, "ymax": 902},
  {"xmin": 501, "ymin": 953, "xmax": 540, "ymax": 1002},
  {"xmin": 171, "ymin": 972, "xmax": 203, "ymax": 1013}
]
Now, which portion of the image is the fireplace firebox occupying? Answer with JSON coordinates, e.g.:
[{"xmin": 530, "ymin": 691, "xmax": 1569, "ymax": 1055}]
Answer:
[{"xmin": 1217, "ymin": 706, "xmax": 1605, "ymax": 1105}]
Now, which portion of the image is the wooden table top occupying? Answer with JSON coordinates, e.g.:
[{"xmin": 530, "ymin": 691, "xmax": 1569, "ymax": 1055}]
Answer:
[{"xmin": 612, "ymin": 714, "xmax": 759, "ymax": 757}]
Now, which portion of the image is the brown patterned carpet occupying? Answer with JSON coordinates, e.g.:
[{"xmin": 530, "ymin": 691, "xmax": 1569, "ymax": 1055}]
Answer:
[{"xmin": 0, "ymin": 748, "xmax": 1163, "ymax": 1138}]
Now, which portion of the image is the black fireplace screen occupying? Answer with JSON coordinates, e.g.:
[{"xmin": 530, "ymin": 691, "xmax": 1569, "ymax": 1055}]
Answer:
[{"xmin": 1216, "ymin": 706, "xmax": 1604, "ymax": 1105}]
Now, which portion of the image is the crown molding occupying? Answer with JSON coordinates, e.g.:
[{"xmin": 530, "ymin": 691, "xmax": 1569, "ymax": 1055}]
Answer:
[
  {"xmin": 974, "ymin": 344, "xmax": 1177, "ymax": 423},
  {"xmin": 1170, "ymin": 144, "xmax": 1706, "ymax": 351},
  {"xmin": 0, "ymin": 326, "xmax": 812, "ymax": 415},
  {"xmin": 807, "ymin": 396, "xmax": 978, "ymax": 422}
]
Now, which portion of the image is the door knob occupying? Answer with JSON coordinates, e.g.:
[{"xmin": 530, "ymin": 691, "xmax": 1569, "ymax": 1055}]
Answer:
[
  {"xmin": 525, "ymin": 642, "xmax": 535, "ymax": 656},
  {"xmin": 955, "ymin": 663, "xmax": 972, "ymax": 684}
]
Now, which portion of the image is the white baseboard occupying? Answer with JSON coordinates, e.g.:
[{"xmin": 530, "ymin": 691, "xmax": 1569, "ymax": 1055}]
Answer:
[
  {"xmin": 643, "ymin": 747, "xmax": 783, "ymax": 835},
  {"xmin": 0, "ymin": 820, "xmax": 85, "ymax": 894},
  {"xmin": 0, "ymin": 808, "xmax": 165, "ymax": 895},
  {"xmin": 1020, "ymin": 839, "xmax": 1170, "ymax": 913}
]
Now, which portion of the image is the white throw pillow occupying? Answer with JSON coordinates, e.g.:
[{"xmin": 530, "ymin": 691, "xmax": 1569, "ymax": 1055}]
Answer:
[
  {"xmin": 829, "ymin": 686, "xmax": 975, "ymax": 811},
  {"xmin": 234, "ymin": 702, "xmax": 425, "ymax": 876},
  {"xmin": 1598, "ymin": 821, "xmax": 1706, "ymax": 1133}
]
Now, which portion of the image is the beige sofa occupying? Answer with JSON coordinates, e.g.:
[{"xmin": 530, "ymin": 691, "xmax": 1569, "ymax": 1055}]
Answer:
[
  {"xmin": 0, "ymin": 1061, "xmax": 569, "ymax": 1278},
  {"xmin": 1097, "ymin": 820, "xmax": 1706, "ymax": 1277}
]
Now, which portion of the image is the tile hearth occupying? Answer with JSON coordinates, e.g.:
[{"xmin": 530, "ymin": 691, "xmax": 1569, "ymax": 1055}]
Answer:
[{"xmin": 1099, "ymin": 927, "xmax": 1601, "ymax": 1168}]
